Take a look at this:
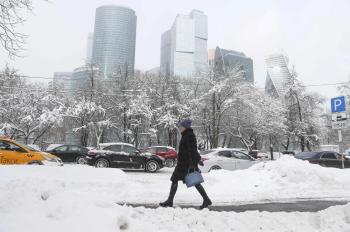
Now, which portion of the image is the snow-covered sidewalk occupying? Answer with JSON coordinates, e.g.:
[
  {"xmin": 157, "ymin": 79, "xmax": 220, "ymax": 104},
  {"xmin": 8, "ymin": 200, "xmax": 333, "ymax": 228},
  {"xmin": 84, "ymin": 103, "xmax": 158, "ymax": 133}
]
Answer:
[{"xmin": 1, "ymin": 156, "xmax": 350, "ymax": 231}]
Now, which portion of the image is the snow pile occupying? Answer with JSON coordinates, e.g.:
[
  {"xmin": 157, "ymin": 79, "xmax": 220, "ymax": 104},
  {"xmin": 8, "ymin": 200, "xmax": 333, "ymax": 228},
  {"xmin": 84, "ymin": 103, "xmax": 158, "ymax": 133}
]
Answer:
[
  {"xmin": 111, "ymin": 204, "xmax": 350, "ymax": 232},
  {"xmin": 2, "ymin": 157, "xmax": 350, "ymax": 231},
  {"xmin": 0, "ymin": 165, "xmax": 129, "ymax": 232},
  {"xmin": 125, "ymin": 156, "xmax": 350, "ymax": 204}
]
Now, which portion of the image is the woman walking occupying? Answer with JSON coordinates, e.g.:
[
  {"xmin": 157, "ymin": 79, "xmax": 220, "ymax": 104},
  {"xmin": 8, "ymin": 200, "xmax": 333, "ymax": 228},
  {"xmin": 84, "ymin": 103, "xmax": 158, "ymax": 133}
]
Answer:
[{"xmin": 160, "ymin": 119, "xmax": 212, "ymax": 209}]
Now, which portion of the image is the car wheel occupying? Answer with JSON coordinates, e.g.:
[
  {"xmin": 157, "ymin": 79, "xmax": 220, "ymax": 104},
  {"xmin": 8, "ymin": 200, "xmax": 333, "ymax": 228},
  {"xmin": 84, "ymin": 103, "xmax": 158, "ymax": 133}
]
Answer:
[
  {"xmin": 209, "ymin": 165, "xmax": 222, "ymax": 172},
  {"xmin": 145, "ymin": 160, "xmax": 159, "ymax": 173},
  {"xmin": 95, "ymin": 158, "xmax": 109, "ymax": 168},
  {"xmin": 165, "ymin": 158, "xmax": 176, "ymax": 168},
  {"xmin": 76, "ymin": 156, "xmax": 86, "ymax": 165}
]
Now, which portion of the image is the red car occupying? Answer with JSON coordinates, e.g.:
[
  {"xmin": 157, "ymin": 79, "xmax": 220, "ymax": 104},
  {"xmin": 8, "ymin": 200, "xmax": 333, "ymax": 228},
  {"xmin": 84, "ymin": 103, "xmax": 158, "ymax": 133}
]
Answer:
[{"xmin": 144, "ymin": 146, "xmax": 177, "ymax": 167}]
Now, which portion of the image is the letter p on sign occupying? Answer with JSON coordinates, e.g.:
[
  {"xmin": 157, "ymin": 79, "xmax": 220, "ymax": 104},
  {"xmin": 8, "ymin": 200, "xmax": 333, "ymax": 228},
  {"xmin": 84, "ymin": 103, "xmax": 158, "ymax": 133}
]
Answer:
[{"xmin": 331, "ymin": 96, "xmax": 346, "ymax": 113}]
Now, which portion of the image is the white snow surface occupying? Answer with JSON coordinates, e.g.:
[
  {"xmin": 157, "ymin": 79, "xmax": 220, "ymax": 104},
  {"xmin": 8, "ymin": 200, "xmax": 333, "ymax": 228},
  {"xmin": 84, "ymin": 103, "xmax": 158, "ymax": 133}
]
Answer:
[{"xmin": 1, "ymin": 156, "xmax": 350, "ymax": 231}]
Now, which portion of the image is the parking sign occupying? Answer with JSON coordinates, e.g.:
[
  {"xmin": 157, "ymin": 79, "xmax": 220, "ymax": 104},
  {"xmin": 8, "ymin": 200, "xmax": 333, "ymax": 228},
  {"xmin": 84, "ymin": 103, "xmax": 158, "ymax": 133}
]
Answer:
[{"xmin": 331, "ymin": 96, "xmax": 346, "ymax": 113}]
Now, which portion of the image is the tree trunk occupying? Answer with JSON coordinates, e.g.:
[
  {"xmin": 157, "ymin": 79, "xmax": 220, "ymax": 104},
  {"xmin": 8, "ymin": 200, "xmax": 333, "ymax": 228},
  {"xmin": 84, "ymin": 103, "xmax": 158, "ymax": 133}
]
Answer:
[
  {"xmin": 211, "ymin": 93, "xmax": 217, "ymax": 148},
  {"xmin": 300, "ymin": 136, "xmax": 305, "ymax": 152}
]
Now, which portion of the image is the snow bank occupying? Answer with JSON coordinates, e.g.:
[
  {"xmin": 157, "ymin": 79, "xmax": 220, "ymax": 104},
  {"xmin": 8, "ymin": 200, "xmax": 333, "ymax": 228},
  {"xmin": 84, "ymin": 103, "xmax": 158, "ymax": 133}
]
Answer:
[
  {"xmin": 1, "ymin": 156, "xmax": 350, "ymax": 231},
  {"xmin": 205, "ymin": 155, "xmax": 350, "ymax": 203},
  {"xmin": 111, "ymin": 204, "xmax": 350, "ymax": 232},
  {"xmin": 0, "ymin": 165, "xmax": 129, "ymax": 232}
]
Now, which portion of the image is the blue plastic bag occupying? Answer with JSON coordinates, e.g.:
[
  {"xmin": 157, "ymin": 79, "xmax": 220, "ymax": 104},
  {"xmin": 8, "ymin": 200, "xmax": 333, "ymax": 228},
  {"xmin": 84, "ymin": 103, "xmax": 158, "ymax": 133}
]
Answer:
[{"xmin": 185, "ymin": 170, "xmax": 204, "ymax": 188}]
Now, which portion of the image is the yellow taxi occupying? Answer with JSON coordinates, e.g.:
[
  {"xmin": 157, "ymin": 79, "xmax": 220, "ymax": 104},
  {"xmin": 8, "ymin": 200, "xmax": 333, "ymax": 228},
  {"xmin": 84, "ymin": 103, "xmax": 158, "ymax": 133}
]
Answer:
[{"xmin": 0, "ymin": 137, "xmax": 63, "ymax": 166}]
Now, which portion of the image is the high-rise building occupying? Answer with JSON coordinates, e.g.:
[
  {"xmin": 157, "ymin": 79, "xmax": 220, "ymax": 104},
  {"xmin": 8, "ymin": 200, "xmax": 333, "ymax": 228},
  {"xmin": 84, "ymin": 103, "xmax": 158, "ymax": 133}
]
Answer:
[
  {"xmin": 92, "ymin": 5, "xmax": 137, "ymax": 78},
  {"xmin": 86, "ymin": 32, "xmax": 94, "ymax": 63},
  {"xmin": 265, "ymin": 51, "xmax": 292, "ymax": 97},
  {"xmin": 53, "ymin": 72, "xmax": 73, "ymax": 91},
  {"xmin": 212, "ymin": 47, "xmax": 254, "ymax": 82},
  {"xmin": 71, "ymin": 65, "xmax": 100, "ymax": 92},
  {"xmin": 207, "ymin": 49, "xmax": 215, "ymax": 67},
  {"xmin": 160, "ymin": 10, "xmax": 208, "ymax": 77}
]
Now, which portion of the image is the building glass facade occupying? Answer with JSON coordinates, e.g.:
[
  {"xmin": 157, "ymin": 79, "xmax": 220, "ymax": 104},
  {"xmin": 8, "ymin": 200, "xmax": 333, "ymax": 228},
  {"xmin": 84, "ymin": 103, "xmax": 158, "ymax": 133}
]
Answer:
[
  {"xmin": 53, "ymin": 72, "xmax": 73, "ymax": 92},
  {"xmin": 264, "ymin": 52, "xmax": 292, "ymax": 97},
  {"xmin": 160, "ymin": 10, "xmax": 208, "ymax": 77},
  {"xmin": 214, "ymin": 47, "xmax": 254, "ymax": 82},
  {"xmin": 92, "ymin": 5, "xmax": 137, "ymax": 78}
]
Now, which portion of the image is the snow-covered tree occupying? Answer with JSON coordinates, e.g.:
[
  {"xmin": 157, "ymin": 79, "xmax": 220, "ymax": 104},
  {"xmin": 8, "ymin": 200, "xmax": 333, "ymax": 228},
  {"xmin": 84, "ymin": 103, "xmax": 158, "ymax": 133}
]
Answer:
[
  {"xmin": 0, "ymin": 67, "xmax": 64, "ymax": 144},
  {"xmin": 282, "ymin": 69, "xmax": 326, "ymax": 151}
]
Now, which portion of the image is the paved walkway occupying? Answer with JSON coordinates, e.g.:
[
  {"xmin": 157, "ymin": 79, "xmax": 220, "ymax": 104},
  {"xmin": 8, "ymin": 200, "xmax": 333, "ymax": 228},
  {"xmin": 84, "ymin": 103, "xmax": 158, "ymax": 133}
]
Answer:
[{"xmin": 118, "ymin": 200, "xmax": 349, "ymax": 212}]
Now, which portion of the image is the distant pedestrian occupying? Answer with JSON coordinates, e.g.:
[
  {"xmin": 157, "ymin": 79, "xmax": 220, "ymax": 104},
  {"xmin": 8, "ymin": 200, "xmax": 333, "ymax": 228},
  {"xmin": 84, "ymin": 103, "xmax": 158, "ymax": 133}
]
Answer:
[{"xmin": 159, "ymin": 119, "xmax": 212, "ymax": 209}]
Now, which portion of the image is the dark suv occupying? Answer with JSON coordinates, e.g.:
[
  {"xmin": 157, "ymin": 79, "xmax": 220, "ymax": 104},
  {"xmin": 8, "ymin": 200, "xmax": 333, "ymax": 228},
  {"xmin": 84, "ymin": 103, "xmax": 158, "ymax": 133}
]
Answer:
[
  {"xmin": 85, "ymin": 143, "xmax": 165, "ymax": 172},
  {"xmin": 46, "ymin": 144, "xmax": 89, "ymax": 164}
]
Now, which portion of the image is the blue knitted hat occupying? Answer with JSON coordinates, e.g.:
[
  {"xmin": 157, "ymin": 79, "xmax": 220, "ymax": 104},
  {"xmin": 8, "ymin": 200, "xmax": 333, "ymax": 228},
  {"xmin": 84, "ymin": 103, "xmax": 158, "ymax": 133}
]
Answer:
[{"xmin": 179, "ymin": 119, "xmax": 192, "ymax": 129}]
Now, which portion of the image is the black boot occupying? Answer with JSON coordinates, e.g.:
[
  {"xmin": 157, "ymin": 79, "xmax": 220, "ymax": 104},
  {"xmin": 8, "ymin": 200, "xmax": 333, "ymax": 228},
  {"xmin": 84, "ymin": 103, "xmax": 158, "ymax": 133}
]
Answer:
[
  {"xmin": 195, "ymin": 184, "xmax": 212, "ymax": 209},
  {"xmin": 160, "ymin": 181, "xmax": 178, "ymax": 207}
]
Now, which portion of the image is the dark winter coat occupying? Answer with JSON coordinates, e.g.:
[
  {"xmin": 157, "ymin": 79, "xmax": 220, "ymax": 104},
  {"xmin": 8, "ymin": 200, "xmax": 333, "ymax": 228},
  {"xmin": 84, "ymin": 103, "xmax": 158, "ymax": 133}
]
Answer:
[{"xmin": 171, "ymin": 128, "xmax": 201, "ymax": 182}]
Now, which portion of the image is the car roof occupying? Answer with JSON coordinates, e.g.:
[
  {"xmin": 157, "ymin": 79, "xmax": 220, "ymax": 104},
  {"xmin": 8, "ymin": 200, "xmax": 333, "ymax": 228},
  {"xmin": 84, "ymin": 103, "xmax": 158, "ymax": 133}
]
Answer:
[
  {"xmin": 211, "ymin": 147, "xmax": 247, "ymax": 152},
  {"xmin": 46, "ymin": 144, "xmax": 86, "ymax": 150},
  {"xmin": 99, "ymin": 143, "xmax": 135, "ymax": 147},
  {"xmin": 89, "ymin": 149, "xmax": 130, "ymax": 155},
  {"xmin": 201, "ymin": 148, "xmax": 248, "ymax": 155},
  {"xmin": 0, "ymin": 136, "xmax": 17, "ymax": 143},
  {"xmin": 148, "ymin": 146, "xmax": 175, "ymax": 150}
]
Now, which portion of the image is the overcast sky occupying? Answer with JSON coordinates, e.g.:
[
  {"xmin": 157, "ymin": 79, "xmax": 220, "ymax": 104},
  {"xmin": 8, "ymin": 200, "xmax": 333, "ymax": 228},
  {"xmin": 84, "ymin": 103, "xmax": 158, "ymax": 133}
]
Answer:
[{"xmin": 1, "ymin": 0, "xmax": 349, "ymax": 99}]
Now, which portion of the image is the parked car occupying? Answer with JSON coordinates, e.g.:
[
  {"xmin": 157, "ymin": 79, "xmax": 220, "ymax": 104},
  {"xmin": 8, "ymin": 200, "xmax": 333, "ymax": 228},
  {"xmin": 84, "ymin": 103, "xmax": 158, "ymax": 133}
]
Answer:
[
  {"xmin": 295, "ymin": 151, "xmax": 350, "ymax": 168},
  {"xmin": 143, "ymin": 146, "xmax": 177, "ymax": 167},
  {"xmin": 0, "ymin": 137, "xmax": 62, "ymax": 166},
  {"xmin": 282, "ymin": 150, "xmax": 296, "ymax": 156},
  {"xmin": 199, "ymin": 148, "xmax": 259, "ymax": 172},
  {"xmin": 256, "ymin": 152, "xmax": 269, "ymax": 160},
  {"xmin": 85, "ymin": 149, "xmax": 165, "ymax": 172},
  {"xmin": 249, "ymin": 150, "xmax": 270, "ymax": 160},
  {"xmin": 46, "ymin": 144, "xmax": 89, "ymax": 164}
]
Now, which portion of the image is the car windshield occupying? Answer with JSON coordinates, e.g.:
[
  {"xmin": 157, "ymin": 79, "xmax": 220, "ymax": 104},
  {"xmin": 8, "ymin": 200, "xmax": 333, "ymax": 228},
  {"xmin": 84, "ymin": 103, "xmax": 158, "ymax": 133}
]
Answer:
[{"xmin": 296, "ymin": 152, "xmax": 319, "ymax": 159}]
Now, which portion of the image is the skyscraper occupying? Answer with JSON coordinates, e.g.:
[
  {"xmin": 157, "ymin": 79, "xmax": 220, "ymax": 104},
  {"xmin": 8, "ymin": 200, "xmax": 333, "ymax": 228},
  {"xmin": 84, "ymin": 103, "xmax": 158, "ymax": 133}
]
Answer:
[
  {"xmin": 53, "ymin": 72, "xmax": 73, "ymax": 91},
  {"xmin": 207, "ymin": 49, "xmax": 215, "ymax": 67},
  {"xmin": 160, "ymin": 10, "xmax": 208, "ymax": 77},
  {"xmin": 212, "ymin": 47, "xmax": 254, "ymax": 82},
  {"xmin": 92, "ymin": 5, "xmax": 137, "ymax": 78},
  {"xmin": 265, "ymin": 51, "xmax": 292, "ymax": 98},
  {"xmin": 86, "ymin": 32, "xmax": 94, "ymax": 63}
]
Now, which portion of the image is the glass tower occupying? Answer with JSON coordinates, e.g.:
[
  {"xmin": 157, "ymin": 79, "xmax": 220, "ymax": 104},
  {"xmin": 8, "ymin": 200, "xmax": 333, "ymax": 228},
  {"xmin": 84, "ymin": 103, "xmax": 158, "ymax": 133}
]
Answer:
[
  {"xmin": 265, "ymin": 51, "xmax": 292, "ymax": 97},
  {"xmin": 214, "ymin": 47, "xmax": 254, "ymax": 82},
  {"xmin": 92, "ymin": 5, "xmax": 137, "ymax": 78},
  {"xmin": 160, "ymin": 10, "xmax": 208, "ymax": 77}
]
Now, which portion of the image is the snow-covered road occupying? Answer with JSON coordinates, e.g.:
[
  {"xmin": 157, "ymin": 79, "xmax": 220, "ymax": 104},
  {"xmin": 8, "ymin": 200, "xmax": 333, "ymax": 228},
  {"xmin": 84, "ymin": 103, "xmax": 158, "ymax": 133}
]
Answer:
[{"xmin": 1, "ymin": 156, "xmax": 350, "ymax": 231}]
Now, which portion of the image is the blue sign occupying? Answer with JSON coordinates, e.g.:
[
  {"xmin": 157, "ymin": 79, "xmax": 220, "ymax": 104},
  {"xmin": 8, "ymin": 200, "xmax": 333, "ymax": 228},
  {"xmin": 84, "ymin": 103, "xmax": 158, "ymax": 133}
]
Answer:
[{"xmin": 331, "ymin": 96, "xmax": 346, "ymax": 113}]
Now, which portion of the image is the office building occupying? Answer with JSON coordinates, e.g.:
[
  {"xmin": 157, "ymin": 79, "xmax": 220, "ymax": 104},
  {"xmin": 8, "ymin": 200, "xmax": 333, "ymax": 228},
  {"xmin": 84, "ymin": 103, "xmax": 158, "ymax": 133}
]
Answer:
[
  {"xmin": 265, "ymin": 52, "xmax": 293, "ymax": 97},
  {"xmin": 213, "ymin": 47, "xmax": 254, "ymax": 82},
  {"xmin": 92, "ymin": 5, "xmax": 137, "ymax": 78},
  {"xmin": 86, "ymin": 33, "xmax": 94, "ymax": 63},
  {"xmin": 160, "ymin": 10, "xmax": 208, "ymax": 77},
  {"xmin": 53, "ymin": 72, "xmax": 73, "ymax": 91}
]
